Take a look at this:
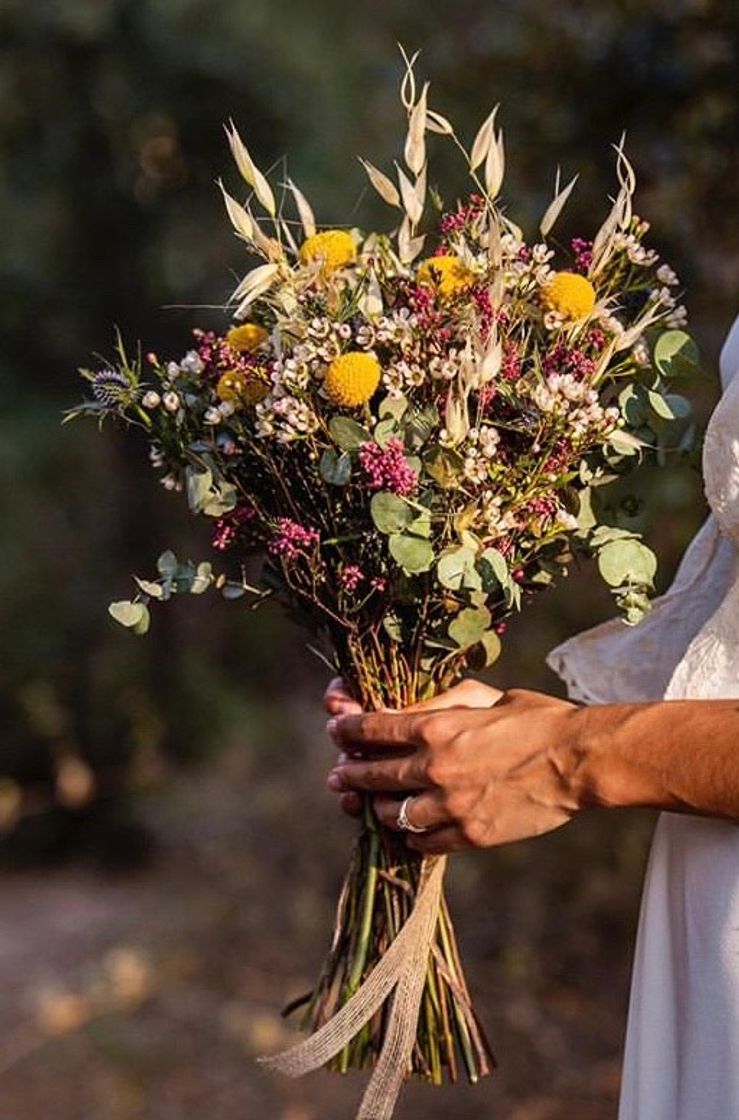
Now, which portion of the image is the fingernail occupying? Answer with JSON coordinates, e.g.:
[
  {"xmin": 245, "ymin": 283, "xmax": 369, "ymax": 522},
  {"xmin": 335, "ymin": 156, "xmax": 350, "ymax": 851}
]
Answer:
[
  {"xmin": 327, "ymin": 770, "xmax": 343, "ymax": 791},
  {"xmin": 326, "ymin": 717, "xmax": 339, "ymax": 739}
]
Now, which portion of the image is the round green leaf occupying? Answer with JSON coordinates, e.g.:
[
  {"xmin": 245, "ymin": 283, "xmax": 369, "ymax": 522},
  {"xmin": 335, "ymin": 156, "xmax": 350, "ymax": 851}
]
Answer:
[
  {"xmin": 448, "ymin": 606, "xmax": 491, "ymax": 649},
  {"xmin": 389, "ymin": 533, "xmax": 434, "ymax": 573},
  {"xmin": 320, "ymin": 448, "xmax": 352, "ymax": 485},
  {"xmin": 647, "ymin": 390, "xmax": 678, "ymax": 421},
  {"xmin": 371, "ymin": 491, "xmax": 414, "ymax": 534},
  {"xmin": 597, "ymin": 539, "xmax": 657, "ymax": 588},
  {"xmin": 328, "ymin": 416, "xmax": 371, "ymax": 451},
  {"xmin": 653, "ymin": 330, "xmax": 700, "ymax": 380},
  {"xmin": 437, "ymin": 546, "xmax": 480, "ymax": 591},
  {"xmin": 479, "ymin": 547, "xmax": 508, "ymax": 585},
  {"xmin": 468, "ymin": 628, "xmax": 503, "ymax": 669},
  {"xmin": 157, "ymin": 550, "xmax": 178, "ymax": 578},
  {"xmin": 109, "ymin": 600, "xmax": 147, "ymax": 629},
  {"xmin": 373, "ymin": 418, "xmax": 397, "ymax": 449}
]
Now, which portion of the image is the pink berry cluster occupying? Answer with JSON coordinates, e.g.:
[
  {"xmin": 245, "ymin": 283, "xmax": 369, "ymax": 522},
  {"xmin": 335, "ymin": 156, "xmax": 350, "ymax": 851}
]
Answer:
[
  {"xmin": 212, "ymin": 503, "xmax": 256, "ymax": 551},
  {"xmin": 439, "ymin": 193, "xmax": 486, "ymax": 239},
  {"xmin": 267, "ymin": 518, "xmax": 320, "ymax": 561},
  {"xmin": 570, "ymin": 237, "xmax": 593, "ymax": 274},
  {"xmin": 542, "ymin": 342, "xmax": 596, "ymax": 381},
  {"xmin": 339, "ymin": 564, "xmax": 365, "ymax": 592},
  {"xmin": 192, "ymin": 329, "xmax": 262, "ymax": 380},
  {"xmin": 358, "ymin": 438, "xmax": 418, "ymax": 496}
]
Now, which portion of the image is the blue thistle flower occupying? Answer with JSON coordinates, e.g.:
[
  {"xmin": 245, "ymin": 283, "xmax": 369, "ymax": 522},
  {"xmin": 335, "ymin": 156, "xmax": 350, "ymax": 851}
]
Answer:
[{"xmin": 92, "ymin": 368, "xmax": 137, "ymax": 409}]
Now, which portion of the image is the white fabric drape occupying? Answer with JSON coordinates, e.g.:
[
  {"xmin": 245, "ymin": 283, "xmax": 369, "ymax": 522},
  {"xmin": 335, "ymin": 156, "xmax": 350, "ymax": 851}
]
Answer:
[{"xmin": 547, "ymin": 313, "xmax": 739, "ymax": 1120}]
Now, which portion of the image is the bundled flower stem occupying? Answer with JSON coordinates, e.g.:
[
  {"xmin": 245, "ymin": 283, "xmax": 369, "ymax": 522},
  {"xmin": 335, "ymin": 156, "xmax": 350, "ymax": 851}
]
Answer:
[{"xmin": 69, "ymin": 49, "xmax": 701, "ymax": 1117}]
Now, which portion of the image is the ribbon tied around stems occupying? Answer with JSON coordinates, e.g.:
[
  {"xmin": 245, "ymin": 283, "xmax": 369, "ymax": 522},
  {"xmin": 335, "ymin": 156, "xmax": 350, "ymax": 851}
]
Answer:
[{"xmin": 259, "ymin": 854, "xmax": 447, "ymax": 1120}]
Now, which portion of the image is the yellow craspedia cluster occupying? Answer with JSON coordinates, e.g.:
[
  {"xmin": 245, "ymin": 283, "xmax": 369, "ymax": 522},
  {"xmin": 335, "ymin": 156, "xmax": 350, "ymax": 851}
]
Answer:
[
  {"xmin": 216, "ymin": 368, "xmax": 269, "ymax": 407},
  {"xmin": 542, "ymin": 271, "xmax": 597, "ymax": 319},
  {"xmin": 226, "ymin": 323, "xmax": 269, "ymax": 352},
  {"xmin": 299, "ymin": 229, "xmax": 357, "ymax": 273},
  {"xmin": 417, "ymin": 254, "xmax": 473, "ymax": 298},
  {"xmin": 324, "ymin": 352, "xmax": 382, "ymax": 407}
]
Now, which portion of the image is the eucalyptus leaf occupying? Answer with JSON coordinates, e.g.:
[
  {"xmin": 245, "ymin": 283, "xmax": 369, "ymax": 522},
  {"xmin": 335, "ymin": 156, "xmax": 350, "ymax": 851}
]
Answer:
[
  {"xmin": 379, "ymin": 395, "xmax": 408, "ymax": 421},
  {"xmin": 320, "ymin": 448, "xmax": 352, "ymax": 485},
  {"xmin": 134, "ymin": 577, "xmax": 164, "ymax": 599},
  {"xmin": 607, "ymin": 429, "xmax": 646, "ymax": 456},
  {"xmin": 370, "ymin": 491, "xmax": 414, "ymax": 534},
  {"xmin": 132, "ymin": 603, "xmax": 151, "ymax": 635},
  {"xmin": 653, "ymin": 330, "xmax": 700, "ymax": 380},
  {"xmin": 156, "ymin": 551, "xmax": 178, "ymax": 578},
  {"xmin": 190, "ymin": 562, "xmax": 213, "ymax": 594},
  {"xmin": 222, "ymin": 583, "xmax": 247, "ymax": 599},
  {"xmin": 185, "ymin": 467, "xmax": 213, "ymax": 514},
  {"xmin": 373, "ymin": 418, "xmax": 397, "ymax": 448},
  {"xmin": 448, "ymin": 605, "xmax": 491, "ymax": 649},
  {"xmin": 407, "ymin": 509, "xmax": 432, "ymax": 538},
  {"xmin": 329, "ymin": 416, "xmax": 371, "ymax": 451},
  {"xmin": 437, "ymin": 546, "xmax": 481, "ymax": 591},
  {"xmin": 202, "ymin": 480, "xmax": 237, "ymax": 517},
  {"xmin": 109, "ymin": 600, "xmax": 147, "ymax": 629},
  {"xmin": 405, "ymin": 405, "xmax": 439, "ymax": 449},
  {"xmin": 597, "ymin": 538, "xmax": 657, "ymax": 588},
  {"xmin": 480, "ymin": 547, "xmax": 508, "ymax": 584},
  {"xmin": 647, "ymin": 390, "xmax": 678, "ymax": 421},
  {"xmin": 388, "ymin": 533, "xmax": 434, "ymax": 573}
]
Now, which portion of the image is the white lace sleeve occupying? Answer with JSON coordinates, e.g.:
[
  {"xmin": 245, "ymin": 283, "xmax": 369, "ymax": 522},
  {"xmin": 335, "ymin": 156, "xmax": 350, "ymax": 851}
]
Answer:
[{"xmin": 548, "ymin": 313, "xmax": 739, "ymax": 706}]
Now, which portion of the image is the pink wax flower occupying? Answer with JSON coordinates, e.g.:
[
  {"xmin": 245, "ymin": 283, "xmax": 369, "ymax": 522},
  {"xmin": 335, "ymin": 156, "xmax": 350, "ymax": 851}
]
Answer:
[
  {"xmin": 542, "ymin": 342, "xmax": 596, "ymax": 381},
  {"xmin": 570, "ymin": 237, "xmax": 593, "ymax": 274},
  {"xmin": 358, "ymin": 437, "xmax": 418, "ymax": 496},
  {"xmin": 212, "ymin": 503, "xmax": 256, "ymax": 551},
  {"xmin": 339, "ymin": 564, "xmax": 365, "ymax": 592},
  {"xmin": 267, "ymin": 518, "xmax": 320, "ymax": 561}
]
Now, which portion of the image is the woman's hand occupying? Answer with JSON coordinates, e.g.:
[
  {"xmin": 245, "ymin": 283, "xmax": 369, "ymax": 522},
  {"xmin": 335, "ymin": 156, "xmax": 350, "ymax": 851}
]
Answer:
[{"xmin": 324, "ymin": 678, "xmax": 580, "ymax": 853}]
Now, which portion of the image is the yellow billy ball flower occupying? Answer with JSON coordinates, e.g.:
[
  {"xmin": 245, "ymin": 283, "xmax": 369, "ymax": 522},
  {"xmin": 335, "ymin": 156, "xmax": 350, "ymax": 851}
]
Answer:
[
  {"xmin": 417, "ymin": 254, "xmax": 473, "ymax": 298},
  {"xmin": 542, "ymin": 271, "xmax": 597, "ymax": 319},
  {"xmin": 299, "ymin": 230, "xmax": 357, "ymax": 273},
  {"xmin": 324, "ymin": 352, "xmax": 382, "ymax": 407},
  {"xmin": 216, "ymin": 369, "xmax": 268, "ymax": 407},
  {"xmin": 226, "ymin": 323, "xmax": 269, "ymax": 352}
]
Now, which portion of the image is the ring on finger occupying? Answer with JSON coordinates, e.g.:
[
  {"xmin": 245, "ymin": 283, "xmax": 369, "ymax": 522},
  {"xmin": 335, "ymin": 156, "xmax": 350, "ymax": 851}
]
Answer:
[{"xmin": 396, "ymin": 794, "xmax": 429, "ymax": 834}]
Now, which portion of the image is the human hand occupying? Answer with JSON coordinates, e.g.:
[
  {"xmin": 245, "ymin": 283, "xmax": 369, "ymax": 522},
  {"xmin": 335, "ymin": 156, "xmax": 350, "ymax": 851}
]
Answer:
[
  {"xmin": 325, "ymin": 681, "xmax": 580, "ymax": 853},
  {"xmin": 323, "ymin": 676, "xmax": 502, "ymax": 822}
]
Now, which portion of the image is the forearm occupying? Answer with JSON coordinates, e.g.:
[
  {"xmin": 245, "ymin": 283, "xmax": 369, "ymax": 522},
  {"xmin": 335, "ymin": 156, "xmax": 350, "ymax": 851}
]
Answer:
[{"xmin": 564, "ymin": 699, "xmax": 739, "ymax": 821}]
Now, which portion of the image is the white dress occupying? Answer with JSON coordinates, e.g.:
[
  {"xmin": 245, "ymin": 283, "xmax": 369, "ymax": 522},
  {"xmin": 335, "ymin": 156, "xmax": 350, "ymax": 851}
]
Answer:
[{"xmin": 547, "ymin": 313, "xmax": 739, "ymax": 1120}]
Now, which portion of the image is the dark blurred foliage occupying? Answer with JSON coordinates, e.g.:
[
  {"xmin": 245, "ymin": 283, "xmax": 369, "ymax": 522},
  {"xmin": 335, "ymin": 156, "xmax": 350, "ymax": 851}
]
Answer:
[
  {"xmin": 0, "ymin": 2, "xmax": 737, "ymax": 1116},
  {"xmin": 1, "ymin": 0, "xmax": 737, "ymax": 848}
]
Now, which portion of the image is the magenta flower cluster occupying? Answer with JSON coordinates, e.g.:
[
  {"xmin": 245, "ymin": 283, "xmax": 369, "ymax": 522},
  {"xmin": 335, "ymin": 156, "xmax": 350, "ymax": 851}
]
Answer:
[
  {"xmin": 570, "ymin": 237, "xmax": 593, "ymax": 274},
  {"xmin": 267, "ymin": 518, "xmax": 320, "ymax": 561},
  {"xmin": 542, "ymin": 342, "xmax": 596, "ymax": 381},
  {"xmin": 212, "ymin": 503, "xmax": 256, "ymax": 551},
  {"xmin": 339, "ymin": 564, "xmax": 365, "ymax": 592},
  {"xmin": 439, "ymin": 193, "xmax": 486, "ymax": 238},
  {"xmin": 358, "ymin": 438, "xmax": 418, "ymax": 496}
]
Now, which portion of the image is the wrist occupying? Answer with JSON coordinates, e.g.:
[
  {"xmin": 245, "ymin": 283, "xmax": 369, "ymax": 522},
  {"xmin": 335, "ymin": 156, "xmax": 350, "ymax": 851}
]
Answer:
[
  {"xmin": 553, "ymin": 703, "xmax": 641, "ymax": 812},
  {"xmin": 556, "ymin": 701, "xmax": 680, "ymax": 812}
]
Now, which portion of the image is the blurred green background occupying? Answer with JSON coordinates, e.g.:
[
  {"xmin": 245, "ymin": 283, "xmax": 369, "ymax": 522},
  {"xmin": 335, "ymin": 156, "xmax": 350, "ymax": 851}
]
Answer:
[{"xmin": 0, "ymin": 1, "xmax": 737, "ymax": 1117}]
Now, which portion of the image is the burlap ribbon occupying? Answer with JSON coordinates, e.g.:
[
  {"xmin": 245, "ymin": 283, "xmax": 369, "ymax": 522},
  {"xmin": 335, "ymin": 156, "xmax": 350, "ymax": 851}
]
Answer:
[{"xmin": 259, "ymin": 853, "xmax": 447, "ymax": 1120}]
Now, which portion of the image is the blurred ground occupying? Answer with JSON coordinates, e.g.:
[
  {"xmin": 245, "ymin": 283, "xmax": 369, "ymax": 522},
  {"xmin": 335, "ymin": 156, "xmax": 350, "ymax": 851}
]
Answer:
[{"xmin": 0, "ymin": 674, "xmax": 653, "ymax": 1120}]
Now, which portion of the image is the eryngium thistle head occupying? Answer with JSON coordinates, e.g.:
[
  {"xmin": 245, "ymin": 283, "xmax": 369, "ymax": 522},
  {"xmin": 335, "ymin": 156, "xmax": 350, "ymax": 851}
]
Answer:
[{"xmin": 92, "ymin": 368, "xmax": 138, "ymax": 409}]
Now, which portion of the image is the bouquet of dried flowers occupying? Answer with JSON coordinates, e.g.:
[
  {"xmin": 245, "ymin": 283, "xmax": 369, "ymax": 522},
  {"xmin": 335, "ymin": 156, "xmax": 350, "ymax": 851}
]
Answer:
[{"xmin": 69, "ymin": 50, "xmax": 699, "ymax": 1120}]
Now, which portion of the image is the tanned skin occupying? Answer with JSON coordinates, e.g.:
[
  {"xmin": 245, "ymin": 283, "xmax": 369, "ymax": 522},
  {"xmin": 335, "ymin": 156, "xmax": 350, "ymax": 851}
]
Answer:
[{"xmin": 324, "ymin": 678, "xmax": 739, "ymax": 853}]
